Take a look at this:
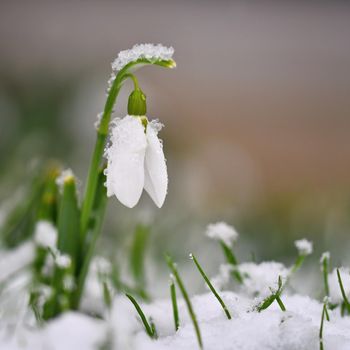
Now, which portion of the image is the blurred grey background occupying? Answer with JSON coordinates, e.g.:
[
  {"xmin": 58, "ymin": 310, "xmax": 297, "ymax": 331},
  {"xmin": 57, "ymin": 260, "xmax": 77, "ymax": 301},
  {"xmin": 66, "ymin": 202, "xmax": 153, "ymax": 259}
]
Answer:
[{"xmin": 1, "ymin": 0, "xmax": 350, "ymax": 263}]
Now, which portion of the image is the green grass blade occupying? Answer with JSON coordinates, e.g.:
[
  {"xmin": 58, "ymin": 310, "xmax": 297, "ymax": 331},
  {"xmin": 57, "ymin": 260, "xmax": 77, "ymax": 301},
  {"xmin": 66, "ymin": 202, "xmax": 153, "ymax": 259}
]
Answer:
[
  {"xmin": 336, "ymin": 268, "xmax": 350, "ymax": 313},
  {"xmin": 275, "ymin": 295, "xmax": 286, "ymax": 311},
  {"xmin": 220, "ymin": 240, "xmax": 243, "ymax": 284},
  {"xmin": 321, "ymin": 255, "xmax": 330, "ymax": 297},
  {"xmin": 191, "ymin": 253, "xmax": 231, "ymax": 319},
  {"xmin": 125, "ymin": 293, "xmax": 155, "ymax": 338},
  {"xmin": 130, "ymin": 224, "xmax": 150, "ymax": 290},
  {"xmin": 170, "ymin": 277, "xmax": 180, "ymax": 331},
  {"xmin": 319, "ymin": 303, "xmax": 329, "ymax": 350},
  {"xmin": 166, "ymin": 254, "xmax": 203, "ymax": 349}
]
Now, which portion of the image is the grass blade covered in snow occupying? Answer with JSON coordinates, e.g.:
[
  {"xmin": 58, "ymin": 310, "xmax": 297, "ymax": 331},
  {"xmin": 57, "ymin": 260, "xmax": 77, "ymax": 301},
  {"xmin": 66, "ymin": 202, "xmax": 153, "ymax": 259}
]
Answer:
[
  {"xmin": 190, "ymin": 253, "xmax": 232, "ymax": 319},
  {"xmin": 166, "ymin": 254, "xmax": 203, "ymax": 349}
]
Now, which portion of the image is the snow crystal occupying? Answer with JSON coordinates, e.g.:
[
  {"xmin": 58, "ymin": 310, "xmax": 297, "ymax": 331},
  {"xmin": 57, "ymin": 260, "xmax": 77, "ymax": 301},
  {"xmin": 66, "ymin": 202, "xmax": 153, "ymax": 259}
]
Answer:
[
  {"xmin": 295, "ymin": 239, "xmax": 313, "ymax": 256},
  {"xmin": 328, "ymin": 267, "xmax": 350, "ymax": 304},
  {"xmin": 34, "ymin": 220, "xmax": 57, "ymax": 248},
  {"xmin": 111, "ymin": 43, "xmax": 174, "ymax": 72},
  {"xmin": 206, "ymin": 222, "xmax": 239, "ymax": 247},
  {"xmin": 94, "ymin": 112, "xmax": 103, "ymax": 130}
]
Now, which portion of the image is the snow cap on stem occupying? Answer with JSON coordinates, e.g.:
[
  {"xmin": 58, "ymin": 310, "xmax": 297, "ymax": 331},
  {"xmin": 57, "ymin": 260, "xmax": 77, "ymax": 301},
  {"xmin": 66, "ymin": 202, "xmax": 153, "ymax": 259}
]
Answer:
[
  {"xmin": 104, "ymin": 116, "xmax": 167, "ymax": 208},
  {"xmin": 206, "ymin": 222, "xmax": 239, "ymax": 247},
  {"xmin": 295, "ymin": 239, "xmax": 313, "ymax": 256},
  {"xmin": 112, "ymin": 44, "xmax": 175, "ymax": 72}
]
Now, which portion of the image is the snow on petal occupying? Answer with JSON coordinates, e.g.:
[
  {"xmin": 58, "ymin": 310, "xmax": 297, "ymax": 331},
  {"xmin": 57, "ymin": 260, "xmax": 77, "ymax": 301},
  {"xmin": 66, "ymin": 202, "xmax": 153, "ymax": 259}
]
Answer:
[
  {"xmin": 105, "ymin": 116, "xmax": 147, "ymax": 208},
  {"xmin": 144, "ymin": 120, "xmax": 168, "ymax": 208}
]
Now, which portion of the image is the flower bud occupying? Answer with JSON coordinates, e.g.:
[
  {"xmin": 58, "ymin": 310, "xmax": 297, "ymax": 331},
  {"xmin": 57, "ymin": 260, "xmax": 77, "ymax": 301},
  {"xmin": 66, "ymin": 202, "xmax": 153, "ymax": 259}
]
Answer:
[{"xmin": 128, "ymin": 88, "xmax": 147, "ymax": 116}]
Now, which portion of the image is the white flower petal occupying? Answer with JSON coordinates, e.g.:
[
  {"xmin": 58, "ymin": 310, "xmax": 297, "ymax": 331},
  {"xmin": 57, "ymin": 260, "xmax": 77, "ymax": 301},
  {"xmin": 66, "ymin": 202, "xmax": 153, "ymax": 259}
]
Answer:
[
  {"xmin": 144, "ymin": 121, "xmax": 168, "ymax": 208},
  {"xmin": 105, "ymin": 116, "xmax": 147, "ymax": 208}
]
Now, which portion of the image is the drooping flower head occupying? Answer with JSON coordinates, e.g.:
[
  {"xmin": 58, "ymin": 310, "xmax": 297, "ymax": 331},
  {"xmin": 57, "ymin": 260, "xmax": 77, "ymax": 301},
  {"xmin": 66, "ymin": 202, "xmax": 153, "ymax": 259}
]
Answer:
[{"xmin": 104, "ymin": 116, "xmax": 167, "ymax": 208}]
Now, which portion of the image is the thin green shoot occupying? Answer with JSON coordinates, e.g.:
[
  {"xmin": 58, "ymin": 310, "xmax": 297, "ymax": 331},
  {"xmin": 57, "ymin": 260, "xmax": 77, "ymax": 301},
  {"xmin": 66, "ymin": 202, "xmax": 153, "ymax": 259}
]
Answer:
[
  {"xmin": 319, "ymin": 302, "xmax": 330, "ymax": 350},
  {"xmin": 125, "ymin": 293, "xmax": 157, "ymax": 339},
  {"xmin": 321, "ymin": 255, "xmax": 330, "ymax": 297},
  {"xmin": 220, "ymin": 240, "xmax": 243, "ymax": 284},
  {"xmin": 190, "ymin": 253, "xmax": 232, "ymax": 319},
  {"xmin": 166, "ymin": 254, "xmax": 203, "ymax": 349},
  {"xmin": 336, "ymin": 268, "xmax": 350, "ymax": 314},
  {"xmin": 170, "ymin": 276, "xmax": 180, "ymax": 331}
]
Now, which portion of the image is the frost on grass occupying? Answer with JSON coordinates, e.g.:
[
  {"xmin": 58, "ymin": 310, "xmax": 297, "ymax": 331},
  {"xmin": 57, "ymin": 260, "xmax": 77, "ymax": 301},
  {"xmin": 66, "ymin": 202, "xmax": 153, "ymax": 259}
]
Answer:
[
  {"xmin": 206, "ymin": 222, "xmax": 239, "ymax": 247},
  {"xmin": 295, "ymin": 239, "xmax": 313, "ymax": 256}
]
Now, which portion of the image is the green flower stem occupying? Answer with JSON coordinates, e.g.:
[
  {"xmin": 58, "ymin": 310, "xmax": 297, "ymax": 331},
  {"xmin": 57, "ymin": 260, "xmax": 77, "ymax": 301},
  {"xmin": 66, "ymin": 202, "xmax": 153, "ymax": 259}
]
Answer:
[
  {"xmin": 74, "ymin": 168, "xmax": 108, "ymax": 308},
  {"xmin": 191, "ymin": 253, "xmax": 232, "ymax": 319},
  {"xmin": 166, "ymin": 254, "xmax": 203, "ymax": 349}
]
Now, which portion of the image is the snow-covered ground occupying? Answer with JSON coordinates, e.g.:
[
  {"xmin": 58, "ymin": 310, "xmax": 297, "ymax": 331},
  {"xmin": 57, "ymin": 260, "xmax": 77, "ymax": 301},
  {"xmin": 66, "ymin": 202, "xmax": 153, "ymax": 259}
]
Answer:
[{"xmin": 2, "ymin": 290, "xmax": 350, "ymax": 350}]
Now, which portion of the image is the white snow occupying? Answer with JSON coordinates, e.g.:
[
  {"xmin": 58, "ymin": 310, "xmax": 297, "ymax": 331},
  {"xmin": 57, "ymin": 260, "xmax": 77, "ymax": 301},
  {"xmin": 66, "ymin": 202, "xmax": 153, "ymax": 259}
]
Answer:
[
  {"xmin": 295, "ymin": 239, "xmax": 313, "ymax": 256},
  {"xmin": 205, "ymin": 222, "xmax": 239, "ymax": 247},
  {"xmin": 34, "ymin": 220, "xmax": 57, "ymax": 248},
  {"xmin": 239, "ymin": 261, "xmax": 290, "ymax": 299},
  {"xmin": 111, "ymin": 44, "xmax": 174, "ymax": 72},
  {"xmin": 0, "ymin": 242, "xmax": 34, "ymax": 282},
  {"xmin": 110, "ymin": 291, "xmax": 350, "ymax": 350}
]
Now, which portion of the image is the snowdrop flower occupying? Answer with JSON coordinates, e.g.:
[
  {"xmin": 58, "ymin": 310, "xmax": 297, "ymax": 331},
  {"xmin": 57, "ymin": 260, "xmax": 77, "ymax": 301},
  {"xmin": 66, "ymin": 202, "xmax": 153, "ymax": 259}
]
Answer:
[{"xmin": 104, "ymin": 115, "xmax": 167, "ymax": 208}]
